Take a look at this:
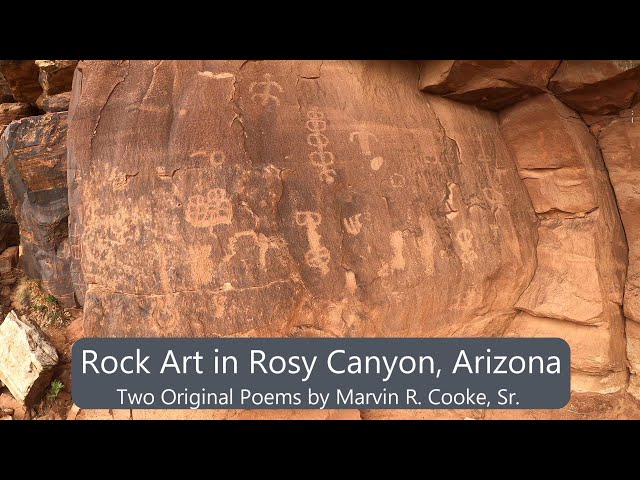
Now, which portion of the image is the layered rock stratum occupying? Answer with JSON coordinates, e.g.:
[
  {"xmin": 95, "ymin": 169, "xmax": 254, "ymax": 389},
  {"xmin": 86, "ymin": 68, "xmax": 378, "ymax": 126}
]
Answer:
[{"xmin": 1, "ymin": 59, "xmax": 640, "ymax": 419}]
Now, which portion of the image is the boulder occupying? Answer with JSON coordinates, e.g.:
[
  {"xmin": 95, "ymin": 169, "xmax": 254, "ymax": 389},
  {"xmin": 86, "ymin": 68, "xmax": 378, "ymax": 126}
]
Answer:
[
  {"xmin": 0, "ymin": 310, "xmax": 58, "ymax": 406},
  {"xmin": 419, "ymin": 60, "xmax": 560, "ymax": 110},
  {"xmin": 0, "ymin": 61, "xmax": 42, "ymax": 104},
  {"xmin": 0, "ymin": 102, "xmax": 38, "ymax": 135},
  {"xmin": 35, "ymin": 60, "xmax": 77, "ymax": 97},
  {"xmin": 549, "ymin": 60, "xmax": 640, "ymax": 115},
  {"xmin": 67, "ymin": 60, "xmax": 538, "ymax": 337},
  {"xmin": 0, "ymin": 246, "xmax": 18, "ymax": 274},
  {"xmin": 0, "ymin": 112, "xmax": 74, "ymax": 307},
  {"xmin": 37, "ymin": 91, "xmax": 71, "ymax": 113},
  {"xmin": 500, "ymin": 94, "xmax": 628, "ymax": 393}
]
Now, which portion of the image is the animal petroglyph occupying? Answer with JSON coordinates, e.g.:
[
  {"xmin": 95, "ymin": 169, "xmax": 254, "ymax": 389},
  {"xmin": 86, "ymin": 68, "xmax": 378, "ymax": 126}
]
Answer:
[
  {"xmin": 185, "ymin": 188, "xmax": 233, "ymax": 230},
  {"xmin": 189, "ymin": 150, "xmax": 226, "ymax": 167},
  {"xmin": 482, "ymin": 187, "xmax": 505, "ymax": 211},
  {"xmin": 343, "ymin": 214, "xmax": 363, "ymax": 236},
  {"xmin": 350, "ymin": 130, "xmax": 384, "ymax": 170},
  {"xmin": 306, "ymin": 108, "xmax": 336, "ymax": 184},
  {"xmin": 249, "ymin": 73, "xmax": 283, "ymax": 107},
  {"xmin": 390, "ymin": 230, "xmax": 406, "ymax": 270},
  {"xmin": 223, "ymin": 230, "xmax": 270, "ymax": 269},
  {"xmin": 295, "ymin": 211, "xmax": 331, "ymax": 274},
  {"xmin": 455, "ymin": 228, "xmax": 478, "ymax": 265}
]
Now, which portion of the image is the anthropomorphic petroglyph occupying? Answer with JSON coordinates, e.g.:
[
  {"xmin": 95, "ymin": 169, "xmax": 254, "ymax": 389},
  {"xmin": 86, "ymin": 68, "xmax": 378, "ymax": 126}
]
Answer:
[
  {"xmin": 222, "ymin": 230, "xmax": 270, "ymax": 269},
  {"xmin": 482, "ymin": 187, "xmax": 506, "ymax": 212},
  {"xmin": 390, "ymin": 230, "xmax": 406, "ymax": 270},
  {"xmin": 188, "ymin": 244, "xmax": 216, "ymax": 287},
  {"xmin": 306, "ymin": 108, "xmax": 336, "ymax": 184},
  {"xmin": 455, "ymin": 228, "xmax": 478, "ymax": 265},
  {"xmin": 185, "ymin": 188, "xmax": 233, "ymax": 230},
  {"xmin": 350, "ymin": 130, "xmax": 384, "ymax": 170},
  {"xmin": 295, "ymin": 211, "xmax": 331, "ymax": 274},
  {"xmin": 343, "ymin": 214, "xmax": 363, "ymax": 236},
  {"xmin": 249, "ymin": 73, "xmax": 283, "ymax": 107},
  {"xmin": 350, "ymin": 130, "xmax": 378, "ymax": 156}
]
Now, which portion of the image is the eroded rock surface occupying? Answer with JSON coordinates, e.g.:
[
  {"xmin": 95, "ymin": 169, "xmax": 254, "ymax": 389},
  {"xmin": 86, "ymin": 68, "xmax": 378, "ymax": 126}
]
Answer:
[
  {"xmin": 0, "ymin": 103, "xmax": 37, "ymax": 135},
  {"xmin": 67, "ymin": 60, "xmax": 537, "ymax": 338},
  {"xmin": 549, "ymin": 60, "xmax": 640, "ymax": 115},
  {"xmin": 419, "ymin": 60, "xmax": 560, "ymax": 110},
  {"xmin": 0, "ymin": 112, "xmax": 74, "ymax": 306},
  {"xmin": 500, "ymin": 94, "xmax": 628, "ymax": 393},
  {"xmin": 0, "ymin": 61, "xmax": 42, "ymax": 104}
]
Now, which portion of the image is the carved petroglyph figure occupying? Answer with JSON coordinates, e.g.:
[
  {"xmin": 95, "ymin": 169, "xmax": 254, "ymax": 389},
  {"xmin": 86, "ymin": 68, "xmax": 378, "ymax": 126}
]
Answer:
[
  {"xmin": 455, "ymin": 228, "xmax": 478, "ymax": 265},
  {"xmin": 223, "ymin": 230, "xmax": 270, "ymax": 269},
  {"xmin": 391, "ymin": 173, "xmax": 406, "ymax": 188},
  {"xmin": 189, "ymin": 150, "xmax": 226, "ymax": 167},
  {"xmin": 188, "ymin": 245, "xmax": 216, "ymax": 287},
  {"xmin": 306, "ymin": 108, "xmax": 336, "ymax": 184},
  {"xmin": 390, "ymin": 230, "xmax": 406, "ymax": 270},
  {"xmin": 185, "ymin": 188, "xmax": 233, "ymax": 230},
  {"xmin": 249, "ymin": 73, "xmax": 283, "ymax": 107},
  {"xmin": 343, "ymin": 214, "xmax": 363, "ymax": 236},
  {"xmin": 295, "ymin": 211, "xmax": 331, "ymax": 274},
  {"xmin": 350, "ymin": 130, "xmax": 378, "ymax": 156},
  {"xmin": 482, "ymin": 187, "xmax": 506, "ymax": 211},
  {"xmin": 350, "ymin": 130, "xmax": 384, "ymax": 170}
]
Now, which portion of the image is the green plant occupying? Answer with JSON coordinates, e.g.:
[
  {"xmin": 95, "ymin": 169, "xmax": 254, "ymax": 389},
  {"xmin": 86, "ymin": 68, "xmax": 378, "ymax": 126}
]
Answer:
[
  {"xmin": 48, "ymin": 379, "xmax": 64, "ymax": 401},
  {"xmin": 14, "ymin": 278, "xmax": 69, "ymax": 328}
]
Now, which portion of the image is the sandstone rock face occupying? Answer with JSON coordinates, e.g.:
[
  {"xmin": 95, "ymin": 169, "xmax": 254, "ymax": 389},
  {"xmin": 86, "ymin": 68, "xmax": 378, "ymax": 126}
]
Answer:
[
  {"xmin": 0, "ymin": 61, "xmax": 42, "ymax": 104},
  {"xmin": 549, "ymin": 61, "xmax": 640, "ymax": 115},
  {"xmin": 500, "ymin": 94, "xmax": 628, "ymax": 393},
  {"xmin": 67, "ymin": 60, "xmax": 538, "ymax": 338},
  {"xmin": 419, "ymin": 60, "xmax": 560, "ymax": 110},
  {"xmin": 0, "ymin": 310, "xmax": 58, "ymax": 405},
  {"xmin": 0, "ymin": 112, "xmax": 74, "ymax": 306},
  {"xmin": 597, "ymin": 105, "xmax": 640, "ymax": 398}
]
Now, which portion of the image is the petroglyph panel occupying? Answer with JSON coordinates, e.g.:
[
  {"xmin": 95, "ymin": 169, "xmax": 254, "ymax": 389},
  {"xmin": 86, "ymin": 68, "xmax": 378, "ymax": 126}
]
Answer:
[{"xmin": 68, "ymin": 60, "xmax": 537, "ymax": 341}]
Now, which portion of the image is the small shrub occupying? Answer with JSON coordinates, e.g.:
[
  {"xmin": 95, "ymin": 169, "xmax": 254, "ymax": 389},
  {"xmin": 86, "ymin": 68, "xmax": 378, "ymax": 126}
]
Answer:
[
  {"xmin": 14, "ymin": 278, "xmax": 69, "ymax": 328},
  {"xmin": 48, "ymin": 379, "xmax": 64, "ymax": 401}
]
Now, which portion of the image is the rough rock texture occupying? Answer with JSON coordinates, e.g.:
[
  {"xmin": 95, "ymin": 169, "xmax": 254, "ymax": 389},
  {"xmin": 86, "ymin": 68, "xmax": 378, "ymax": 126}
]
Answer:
[
  {"xmin": 35, "ymin": 60, "xmax": 77, "ymax": 97},
  {"xmin": 0, "ymin": 72, "xmax": 13, "ymax": 103},
  {"xmin": 0, "ymin": 112, "xmax": 74, "ymax": 307},
  {"xmin": 0, "ymin": 61, "xmax": 42, "ymax": 103},
  {"xmin": 500, "ymin": 94, "xmax": 628, "ymax": 393},
  {"xmin": 37, "ymin": 92, "xmax": 71, "ymax": 113},
  {"xmin": 419, "ymin": 60, "xmax": 560, "ymax": 110},
  {"xmin": 0, "ymin": 103, "xmax": 37, "ymax": 135},
  {"xmin": 597, "ymin": 104, "xmax": 640, "ymax": 398},
  {"xmin": 0, "ymin": 310, "xmax": 58, "ymax": 405},
  {"xmin": 0, "ymin": 246, "xmax": 18, "ymax": 274},
  {"xmin": 549, "ymin": 61, "xmax": 640, "ymax": 115},
  {"xmin": 67, "ymin": 60, "xmax": 537, "ymax": 337}
]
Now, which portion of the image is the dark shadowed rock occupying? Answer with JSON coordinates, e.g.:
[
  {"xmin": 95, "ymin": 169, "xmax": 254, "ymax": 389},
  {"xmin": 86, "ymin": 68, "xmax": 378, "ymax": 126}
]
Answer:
[
  {"xmin": 0, "ymin": 112, "xmax": 74, "ymax": 307},
  {"xmin": 0, "ymin": 72, "xmax": 13, "ymax": 103},
  {"xmin": 419, "ymin": 60, "xmax": 560, "ymax": 110},
  {"xmin": 0, "ymin": 103, "xmax": 38, "ymax": 135},
  {"xmin": 549, "ymin": 60, "xmax": 640, "ymax": 115},
  {"xmin": 0, "ymin": 61, "xmax": 42, "ymax": 103}
]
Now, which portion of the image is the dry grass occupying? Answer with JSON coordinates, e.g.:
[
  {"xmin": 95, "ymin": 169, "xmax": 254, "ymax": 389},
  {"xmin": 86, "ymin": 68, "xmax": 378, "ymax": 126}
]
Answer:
[{"xmin": 14, "ymin": 278, "xmax": 70, "ymax": 328}]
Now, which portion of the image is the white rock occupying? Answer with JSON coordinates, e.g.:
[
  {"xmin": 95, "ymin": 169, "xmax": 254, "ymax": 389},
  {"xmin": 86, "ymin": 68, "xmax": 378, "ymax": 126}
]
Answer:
[{"xmin": 0, "ymin": 310, "xmax": 58, "ymax": 405}]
